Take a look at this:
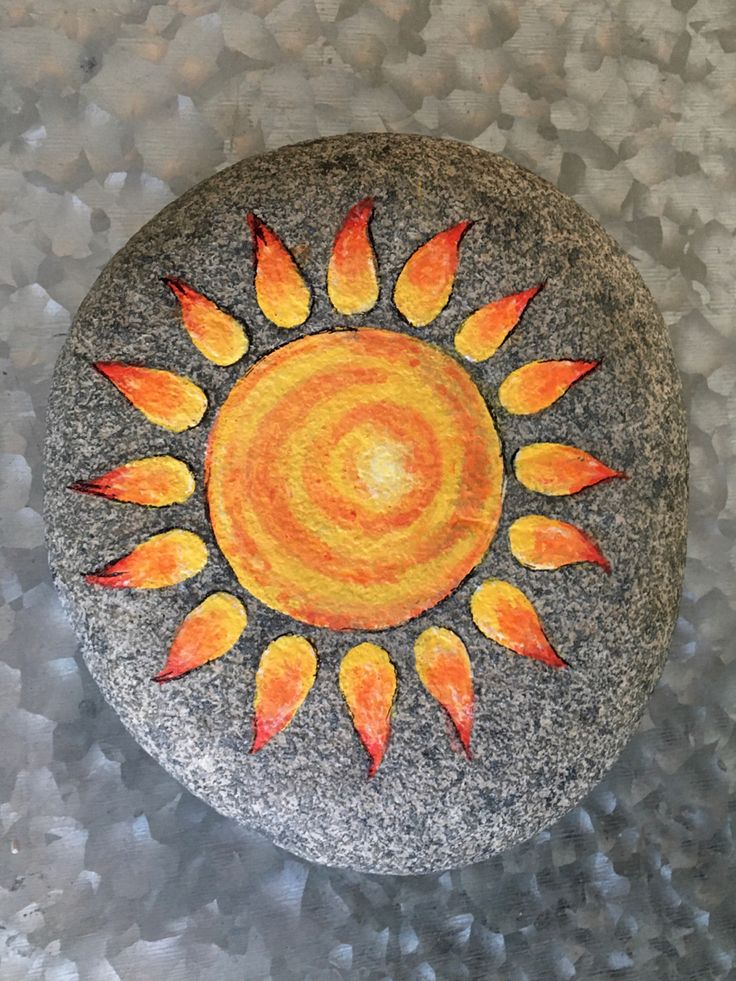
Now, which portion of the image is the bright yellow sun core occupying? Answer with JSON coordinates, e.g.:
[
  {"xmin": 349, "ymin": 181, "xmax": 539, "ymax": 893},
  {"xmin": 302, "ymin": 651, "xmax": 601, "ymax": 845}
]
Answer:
[
  {"xmin": 205, "ymin": 328, "xmax": 505, "ymax": 631},
  {"xmin": 355, "ymin": 434, "xmax": 413, "ymax": 506}
]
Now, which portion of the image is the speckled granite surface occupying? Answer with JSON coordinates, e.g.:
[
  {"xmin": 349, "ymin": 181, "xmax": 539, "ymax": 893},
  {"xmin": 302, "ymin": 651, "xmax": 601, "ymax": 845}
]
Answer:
[
  {"xmin": 1, "ymin": 0, "xmax": 735, "ymax": 975},
  {"xmin": 44, "ymin": 134, "xmax": 687, "ymax": 873}
]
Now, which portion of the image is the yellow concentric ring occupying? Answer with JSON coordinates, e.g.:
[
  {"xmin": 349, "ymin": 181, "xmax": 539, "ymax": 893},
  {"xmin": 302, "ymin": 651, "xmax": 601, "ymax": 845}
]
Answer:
[{"xmin": 206, "ymin": 328, "xmax": 504, "ymax": 629}]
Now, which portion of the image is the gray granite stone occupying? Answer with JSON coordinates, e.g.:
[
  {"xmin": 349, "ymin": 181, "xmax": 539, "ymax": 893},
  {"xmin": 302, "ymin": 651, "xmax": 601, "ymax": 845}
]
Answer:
[{"xmin": 44, "ymin": 133, "xmax": 687, "ymax": 874}]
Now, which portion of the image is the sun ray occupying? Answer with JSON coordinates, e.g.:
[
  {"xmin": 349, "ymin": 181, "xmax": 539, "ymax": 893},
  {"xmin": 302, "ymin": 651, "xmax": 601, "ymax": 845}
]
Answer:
[
  {"xmin": 163, "ymin": 277, "xmax": 248, "ymax": 366},
  {"xmin": 251, "ymin": 635, "xmax": 317, "ymax": 753},
  {"xmin": 454, "ymin": 285, "xmax": 542, "ymax": 362},
  {"xmin": 327, "ymin": 198, "xmax": 379, "ymax": 315},
  {"xmin": 85, "ymin": 529, "xmax": 208, "ymax": 589},
  {"xmin": 499, "ymin": 360, "xmax": 599, "ymax": 415},
  {"xmin": 471, "ymin": 579, "xmax": 566, "ymax": 669},
  {"xmin": 339, "ymin": 643, "xmax": 396, "ymax": 777},
  {"xmin": 70, "ymin": 455, "xmax": 195, "ymax": 507},
  {"xmin": 247, "ymin": 212, "xmax": 311, "ymax": 329},
  {"xmin": 414, "ymin": 627, "xmax": 474, "ymax": 757},
  {"xmin": 509, "ymin": 515, "xmax": 610, "ymax": 572},
  {"xmin": 394, "ymin": 220, "xmax": 472, "ymax": 327},
  {"xmin": 515, "ymin": 443, "xmax": 626, "ymax": 496},
  {"xmin": 154, "ymin": 592, "xmax": 247, "ymax": 682},
  {"xmin": 94, "ymin": 362, "xmax": 207, "ymax": 432}
]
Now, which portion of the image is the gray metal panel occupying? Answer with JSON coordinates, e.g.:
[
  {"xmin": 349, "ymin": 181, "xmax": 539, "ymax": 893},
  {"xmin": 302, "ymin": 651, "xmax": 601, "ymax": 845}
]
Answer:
[{"xmin": 1, "ymin": 1, "xmax": 734, "ymax": 977}]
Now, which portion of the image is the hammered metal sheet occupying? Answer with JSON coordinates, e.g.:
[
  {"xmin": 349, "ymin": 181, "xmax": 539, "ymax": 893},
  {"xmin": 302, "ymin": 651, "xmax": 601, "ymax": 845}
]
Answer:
[{"xmin": 1, "ymin": 1, "xmax": 734, "ymax": 978}]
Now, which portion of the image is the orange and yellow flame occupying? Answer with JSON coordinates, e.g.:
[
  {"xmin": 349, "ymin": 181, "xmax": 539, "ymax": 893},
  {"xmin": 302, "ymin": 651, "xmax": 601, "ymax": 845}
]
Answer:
[
  {"xmin": 247, "ymin": 213, "xmax": 311, "ymax": 328},
  {"xmin": 394, "ymin": 221, "xmax": 472, "ymax": 326},
  {"xmin": 164, "ymin": 277, "xmax": 248, "ymax": 366},
  {"xmin": 471, "ymin": 579, "xmax": 566, "ymax": 669},
  {"xmin": 327, "ymin": 198, "xmax": 379, "ymax": 315},
  {"xmin": 415, "ymin": 627, "xmax": 474, "ymax": 757},
  {"xmin": 85, "ymin": 529, "xmax": 208, "ymax": 589},
  {"xmin": 499, "ymin": 360, "xmax": 598, "ymax": 414},
  {"xmin": 509, "ymin": 515, "xmax": 610, "ymax": 572},
  {"xmin": 339, "ymin": 643, "xmax": 396, "ymax": 776},
  {"xmin": 71, "ymin": 455, "xmax": 194, "ymax": 507},
  {"xmin": 515, "ymin": 443, "xmax": 626, "ymax": 496},
  {"xmin": 154, "ymin": 592, "xmax": 247, "ymax": 682},
  {"xmin": 454, "ymin": 285, "xmax": 542, "ymax": 362},
  {"xmin": 94, "ymin": 362, "xmax": 207, "ymax": 432},
  {"xmin": 251, "ymin": 635, "xmax": 317, "ymax": 753}
]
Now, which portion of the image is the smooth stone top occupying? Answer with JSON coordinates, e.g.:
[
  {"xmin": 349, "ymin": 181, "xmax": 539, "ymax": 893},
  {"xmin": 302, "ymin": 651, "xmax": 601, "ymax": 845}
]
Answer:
[{"xmin": 44, "ymin": 134, "xmax": 687, "ymax": 874}]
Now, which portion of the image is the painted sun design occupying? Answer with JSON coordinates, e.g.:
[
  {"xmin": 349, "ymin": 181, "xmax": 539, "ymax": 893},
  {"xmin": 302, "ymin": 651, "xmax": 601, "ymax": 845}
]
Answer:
[{"xmin": 72, "ymin": 199, "xmax": 625, "ymax": 776}]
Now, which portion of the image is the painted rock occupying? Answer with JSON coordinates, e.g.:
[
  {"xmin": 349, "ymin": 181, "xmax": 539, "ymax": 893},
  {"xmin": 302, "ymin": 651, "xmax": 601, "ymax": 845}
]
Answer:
[{"xmin": 44, "ymin": 134, "xmax": 687, "ymax": 874}]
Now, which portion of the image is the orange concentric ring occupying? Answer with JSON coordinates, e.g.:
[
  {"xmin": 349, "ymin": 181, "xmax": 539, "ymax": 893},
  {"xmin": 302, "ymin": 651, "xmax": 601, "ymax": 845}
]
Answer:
[{"xmin": 206, "ymin": 328, "xmax": 504, "ymax": 629}]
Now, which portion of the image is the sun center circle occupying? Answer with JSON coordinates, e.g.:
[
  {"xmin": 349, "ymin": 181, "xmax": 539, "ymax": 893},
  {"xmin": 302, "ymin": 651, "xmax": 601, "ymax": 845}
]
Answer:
[{"xmin": 206, "ymin": 328, "xmax": 504, "ymax": 630}]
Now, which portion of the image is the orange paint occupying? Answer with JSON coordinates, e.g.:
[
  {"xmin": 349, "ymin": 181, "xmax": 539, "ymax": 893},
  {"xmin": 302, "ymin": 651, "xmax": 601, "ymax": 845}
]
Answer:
[
  {"xmin": 339, "ymin": 643, "xmax": 396, "ymax": 776},
  {"xmin": 454, "ymin": 285, "xmax": 542, "ymax": 362},
  {"xmin": 414, "ymin": 627, "xmax": 474, "ymax": 757},
  {"xmin": 515, "ymin": 443, "xmax": 626, "ymax": 496},
  {"xmin": 163, "ymin": 277, "xmax": 248, "ymax": 366},
  {"xmin": 85, "ymin": 529, "xmax": 207, "ymax": 589},
  {"xmin": 499, "ymin": 360, "xmax": 599, "ymax": 414},
  {"xmin": 247, "ymin": 213, "xmax": 310, "ymax": 328},
  {"xmin": 251, "ymin": 635, "xmax": 317, "ymax": 753},
  {"xmin": 154, "ymin": 592, "xmax": 247, "ymax": 682},
  {"xmin": 509, "ymin": 515, "xmax": 610, "ymax": 572},
  {"xmin": 471, "ymin": 579, "xmax": 566, "ymax": 669},
  {"xmin": 70, "ymin": 455, "xmax": 195, "ymax": 507},
  {"xmin": 94, "ymin": 362, "xmax": 207, "ymax": 432},
  {"xmin": 327, "ymin": 198, "xmax": 379, "ymax": 315},
  {"xmin": 206, "ymin": 329, "xmax": 504, "ymax": 630},
  {"xmin": 394, "ymin": 220, "xmax": 472, "ymax": 326}
]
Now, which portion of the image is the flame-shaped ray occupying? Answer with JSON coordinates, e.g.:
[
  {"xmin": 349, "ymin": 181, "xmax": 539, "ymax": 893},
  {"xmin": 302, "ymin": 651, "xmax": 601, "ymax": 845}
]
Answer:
[
  {"xmin": 70, "ymin": 455, "xmax": 195, "ymax": 507},
  {"xmin": 509, "ymin": 515, "xmax": 611, "ymax": 572},
  {"xmin": 154, "ymin": 592, "xmax": 247, "ymax": 683},
  {"xmin": 339, "ymin": 643, "xmax": 397, "ymax": 776},
  {"xmin": 251, "ymin": 635, "xmax": 317, "ymax": 753},
  {"xmin": 515, "ymin": 443, "xmax": 626, "ymax": 496},
  {"xmin": 471, "ymin": 579, "xmax": 566, "ymax": 669},
  {"xmin": 163, "ymin": 277, "xmax": 248, "ymax": 366},
  {"xmin": 499, "ymin": 360, "xmax": 599, "ymax": 415},
  {"xmin": 414, "ymin": 627, "xmax": 474, "ymax": 757},
  {"xmin": 327, "ymin": 198, "xmax": 379, "ymax": 315},
  {"xmin": 394, "ymin": 220, "xmax": 472, "ymax": 327},
  {"xmin": 454, "ymin": 285, "xmax": 542, "ymax": 362},
  {"xmin": 85, "ymin": 529, "xmax": 208, "ymax": 589},
  {"xmin": 247, "ymin": 213, "xmax": 311, "ymax": 328},
  {"xmin": 94, "ymin": 363, "xmax": 207, "ymax": 432}
]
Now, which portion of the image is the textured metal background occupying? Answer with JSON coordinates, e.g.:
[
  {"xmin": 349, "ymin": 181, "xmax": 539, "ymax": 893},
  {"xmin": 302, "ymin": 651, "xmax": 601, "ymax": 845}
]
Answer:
[{"xmin": 0, "ymin": 1, "xmax": 734, "ymax": 978}]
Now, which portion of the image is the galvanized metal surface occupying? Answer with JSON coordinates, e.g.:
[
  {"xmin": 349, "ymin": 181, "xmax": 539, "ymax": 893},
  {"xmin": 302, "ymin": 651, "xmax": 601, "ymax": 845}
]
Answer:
[{"xmin": 1, "ymin": 1, "xmax": 734, "ymax": 977}]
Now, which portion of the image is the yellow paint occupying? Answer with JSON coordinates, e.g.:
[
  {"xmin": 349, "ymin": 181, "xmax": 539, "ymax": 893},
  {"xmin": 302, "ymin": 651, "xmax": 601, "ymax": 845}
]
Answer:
[
  {"xmin": 514, "ymin": 443, "xmax": 624, "ymax": 496},
  {"xmin": 95, "ymin": 363, "xmax": 207, "ymax": 432},
  {"xmin": 206, "ymin": 328, "xmax": 504, "ymax": 630},
  {"xmin": 498, "ymin": 360, "xmax": 597, "ymax": 415},
  {"xmin": 470, "ymin": 579, "xmax": 565, "ymax": 668},
  {"xmin": 71, "ymin": 455, "xmax": 195, "ymax": 506},
  {"xmin": 327, "ymin": 198, "xmax": 379, "ymax": 315},
  {"xmin": 248, "ymin": 213, "xmax": 311, "ymax": 328},
  {"xmin": 339, "ymin": 643, "xmax": 396, "ymax": 775},
  {"xmin": 155, "ymin": 592, "xmax": 247, "ymax": 681},
  {"xmin": 394, "ymin": 222, "xmax": 471, "ymax": 327},
  {"xmin": 415, "ymin": 627, "xmax": 474, "ymax": 754},
  {"xmin": 166, "ymin": 278, "xmax": 248, "ymax": 366},
  {"xmin": 252, "ymin": 635, "xmax": 317, "ymax": 752},
  {"xmin": 454, "ymin": 286, "xmax": 541, "ymax": 363},
  {"xmin": 86, "ymin": 529, "xmax": 208, "ymax": 589},
  {"xmin": 509, "ymin": 515, "xmax": 610, "ymax": 571}
]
